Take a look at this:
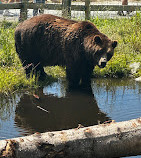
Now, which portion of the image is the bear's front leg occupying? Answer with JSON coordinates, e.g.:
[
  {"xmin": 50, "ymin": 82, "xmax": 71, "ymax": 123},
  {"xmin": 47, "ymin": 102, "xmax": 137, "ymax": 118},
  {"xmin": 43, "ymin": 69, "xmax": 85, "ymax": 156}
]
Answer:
[
  {"xmin": 81, "ymin": 65, "xmax": 94, "ymax": 89},
  {"xmin": 66, "ymin": 67, "xmax": 81, "ymax": 89}
]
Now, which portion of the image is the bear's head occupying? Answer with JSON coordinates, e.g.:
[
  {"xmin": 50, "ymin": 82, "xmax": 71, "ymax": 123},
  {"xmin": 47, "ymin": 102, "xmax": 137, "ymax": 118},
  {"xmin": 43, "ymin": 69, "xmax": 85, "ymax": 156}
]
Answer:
[{"xmin": 83, "ymin": 29, "xmax": 117, "ymax": 68}]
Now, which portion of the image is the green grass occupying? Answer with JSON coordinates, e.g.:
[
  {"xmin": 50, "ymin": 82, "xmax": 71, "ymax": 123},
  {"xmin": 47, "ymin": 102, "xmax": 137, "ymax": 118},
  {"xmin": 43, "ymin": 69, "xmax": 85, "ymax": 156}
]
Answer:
[
  {"xmin": 0, "ymin": 67, "xmax": 37, "ymax": 95},
  {"xmin": 0, "ymin": 13, "xmax": 141, "ymax": 94},
  {"xmin": 91, "ymin": 12, "xmax": 141, "ymax": 78},
  {"xmin": 0, "ymin": 21, "xmax": 38, "ymax": 95}
]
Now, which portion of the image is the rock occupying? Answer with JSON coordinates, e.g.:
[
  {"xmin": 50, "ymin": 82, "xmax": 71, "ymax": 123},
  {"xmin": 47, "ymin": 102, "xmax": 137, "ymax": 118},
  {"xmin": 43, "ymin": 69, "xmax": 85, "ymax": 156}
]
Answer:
[
  {"xmin": 129, "ymin": 62, "xmax": 140, "ymax": 75},
  {"xmin": 135, "ymin": 76, "xmax": 141, "ymax": 82}
]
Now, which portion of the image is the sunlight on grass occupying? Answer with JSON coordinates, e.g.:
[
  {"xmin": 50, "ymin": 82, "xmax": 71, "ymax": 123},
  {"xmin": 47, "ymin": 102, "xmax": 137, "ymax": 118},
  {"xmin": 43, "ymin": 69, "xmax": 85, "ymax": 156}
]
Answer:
[
  {"xmin": 0, "ymin": 12, "xmax": 141, "ymax": 94},
  {"xmin": 91, "ymin": 12, "xmax": 141, "ymax": 77},
  {"xmin": 0, "ymin": 21, "xmax": 38, "ymax": 95},
  {"xmin": 0, "ymin": 67, "xmax": 36, "ymax": 94}
]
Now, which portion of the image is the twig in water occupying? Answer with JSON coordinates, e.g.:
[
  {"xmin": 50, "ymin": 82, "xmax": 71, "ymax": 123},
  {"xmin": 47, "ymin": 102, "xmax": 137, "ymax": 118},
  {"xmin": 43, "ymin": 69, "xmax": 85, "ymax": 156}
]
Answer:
[
  {"xmin": 23, "ymin": 63, "xmax": 33, "ymax": 70},
  {"xmin": 33, "ymin": 94, "xmax": 40, "ymax": 99},
  {"xmin": 37, "ymin": 106, "xmax": 49, "ymax": 113}
]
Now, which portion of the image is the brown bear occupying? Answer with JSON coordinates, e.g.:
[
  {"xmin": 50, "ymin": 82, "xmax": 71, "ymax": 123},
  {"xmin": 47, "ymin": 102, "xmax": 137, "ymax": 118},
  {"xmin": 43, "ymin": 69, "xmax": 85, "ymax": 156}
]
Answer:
[{"xmin": 15, "ymin": 14, "xmax": 117, "ymax": 88}]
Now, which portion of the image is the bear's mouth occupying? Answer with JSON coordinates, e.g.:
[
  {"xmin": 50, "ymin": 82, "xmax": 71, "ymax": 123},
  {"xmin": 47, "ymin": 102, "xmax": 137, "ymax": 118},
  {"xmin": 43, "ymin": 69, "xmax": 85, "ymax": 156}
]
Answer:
[{"xmin": 98, "ymin": 62, "xmax": 107, "ymax": 68}]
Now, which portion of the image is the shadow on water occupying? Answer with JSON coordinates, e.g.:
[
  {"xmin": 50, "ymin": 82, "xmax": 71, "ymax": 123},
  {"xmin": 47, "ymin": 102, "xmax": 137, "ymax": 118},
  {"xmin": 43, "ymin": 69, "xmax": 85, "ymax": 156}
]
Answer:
[
  {"xmin": 0, "ymin": 78, "xmax": 141, "ymax": 142},
  {"xmin": 15, "ymin": 81, "xmax": 110, "ymax": 134}
]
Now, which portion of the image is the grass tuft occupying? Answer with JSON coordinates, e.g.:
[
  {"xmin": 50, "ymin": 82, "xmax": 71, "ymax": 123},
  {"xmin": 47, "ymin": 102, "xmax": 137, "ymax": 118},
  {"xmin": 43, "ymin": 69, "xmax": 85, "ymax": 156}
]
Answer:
[{"xmin": 0, "ymin": 21, "xmax": 38, "ymax": 95}]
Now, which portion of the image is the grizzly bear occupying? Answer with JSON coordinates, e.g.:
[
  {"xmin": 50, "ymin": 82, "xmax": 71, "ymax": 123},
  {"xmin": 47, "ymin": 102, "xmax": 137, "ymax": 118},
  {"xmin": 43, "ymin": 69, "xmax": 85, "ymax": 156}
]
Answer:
[{"xmin": 15, "ymin": 14, "xmax": 117, "ymax": 88}]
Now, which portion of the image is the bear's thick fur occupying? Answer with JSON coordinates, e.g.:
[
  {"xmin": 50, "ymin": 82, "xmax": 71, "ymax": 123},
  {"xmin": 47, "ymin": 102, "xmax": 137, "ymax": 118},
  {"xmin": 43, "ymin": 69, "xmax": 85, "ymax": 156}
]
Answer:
[{"xmin": 15, "ymin": 14, "xmax": 117, "ymax": 88}]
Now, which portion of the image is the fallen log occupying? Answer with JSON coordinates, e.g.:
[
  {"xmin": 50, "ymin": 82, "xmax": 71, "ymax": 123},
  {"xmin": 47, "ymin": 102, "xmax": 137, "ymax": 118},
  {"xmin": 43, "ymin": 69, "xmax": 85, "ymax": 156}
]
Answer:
[{"xmin": 0, "ymin": 117, "xmax": 141, "ymax": 158}]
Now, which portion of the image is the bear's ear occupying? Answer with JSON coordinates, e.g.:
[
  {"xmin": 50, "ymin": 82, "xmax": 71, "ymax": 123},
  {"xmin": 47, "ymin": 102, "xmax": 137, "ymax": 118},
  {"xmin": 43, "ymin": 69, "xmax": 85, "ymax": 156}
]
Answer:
[
  {"xmin": 112, "ymin": 41, "xmax": 118, "ymax": 48},
  {"xmin": 94, "ymin": 35, "xmax": 102, "ymax": 45},
  {"xmin": 85, "ymin": 23, "xmax": 93, "ymax": 30}
]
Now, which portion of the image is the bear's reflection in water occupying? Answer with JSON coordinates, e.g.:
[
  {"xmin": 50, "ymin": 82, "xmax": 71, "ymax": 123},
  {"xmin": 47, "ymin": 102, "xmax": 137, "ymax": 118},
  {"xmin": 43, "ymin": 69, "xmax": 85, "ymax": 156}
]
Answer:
[{"xmin": 15, "ymin": 82, "xmax": 110, "ymax": 134}]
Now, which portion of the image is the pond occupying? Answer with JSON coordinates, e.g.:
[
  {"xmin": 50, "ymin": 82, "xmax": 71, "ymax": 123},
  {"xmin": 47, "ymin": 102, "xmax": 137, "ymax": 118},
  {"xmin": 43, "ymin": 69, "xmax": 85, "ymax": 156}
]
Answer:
[{"xmin": 0, "ymin": 78, "xmax": 141, "ymax": 157}]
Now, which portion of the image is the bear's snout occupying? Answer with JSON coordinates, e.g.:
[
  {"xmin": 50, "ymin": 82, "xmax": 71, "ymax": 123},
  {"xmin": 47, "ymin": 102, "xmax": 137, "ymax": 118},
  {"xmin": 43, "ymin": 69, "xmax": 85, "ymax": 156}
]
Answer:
[
  {"xmin": 98, "ymin": 56, "xmax": 107, "ymax": 68},
  {"xmin": 98, "ymin": 61, "xmax": 107, "ymax": 68}
]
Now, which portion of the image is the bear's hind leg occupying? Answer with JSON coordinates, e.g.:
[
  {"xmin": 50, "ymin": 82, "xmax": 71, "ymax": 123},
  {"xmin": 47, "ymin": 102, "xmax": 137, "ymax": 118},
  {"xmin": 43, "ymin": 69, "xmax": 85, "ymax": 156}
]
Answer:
[
  {"xmin": 35, "ymin": 64, "xmax": 47, "ymax": 80},
  {"xmin": 21, "ymin": 59, "xmax": 46, "ymax": 80}
]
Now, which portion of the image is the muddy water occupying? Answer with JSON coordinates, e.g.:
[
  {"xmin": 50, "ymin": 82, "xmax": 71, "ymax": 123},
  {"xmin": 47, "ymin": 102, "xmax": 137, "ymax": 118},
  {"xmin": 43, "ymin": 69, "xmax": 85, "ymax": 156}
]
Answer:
[{"xmin": 0, "ymin": 78, "xmax": 141, "ymax": 157}]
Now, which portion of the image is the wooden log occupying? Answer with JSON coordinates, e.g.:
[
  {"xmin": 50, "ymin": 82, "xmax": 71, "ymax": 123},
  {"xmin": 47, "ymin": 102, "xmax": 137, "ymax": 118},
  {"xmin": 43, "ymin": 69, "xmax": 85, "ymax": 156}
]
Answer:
[
  {"xmin": 19, "ymin": 0, "xmax": 27, "ymax": 21},
  {"xmin": 62, "ymin": 0, "xmax": 71, "ymax": 19},
  {"xmin": 85, "ymin": 0, "xmax": 90, "ymax": 20},
  {"xmin": 0, "ymin": 117, "xmax": 141, "ymax": 158},
  {"xmin": 0, "ymin": 3, "xmax": 22, "ymax": 10},
  {"xmin": 0, "ymin": 3, "xmax": 140, "ymax": 12},
  {"xmin": 27, "ymin": 3, "xmax": 62, "ymax": 10},
  {"xmin": 90, "ymin": 5, "xmax": 140, "ymax": 12}
]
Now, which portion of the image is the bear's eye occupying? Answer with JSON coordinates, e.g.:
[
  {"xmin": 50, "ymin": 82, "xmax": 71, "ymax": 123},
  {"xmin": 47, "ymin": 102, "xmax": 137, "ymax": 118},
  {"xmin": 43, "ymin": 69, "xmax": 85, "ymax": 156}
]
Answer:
[{"xmin": 107, "ymin": 53, "xmax": 112, "ymax": 61}]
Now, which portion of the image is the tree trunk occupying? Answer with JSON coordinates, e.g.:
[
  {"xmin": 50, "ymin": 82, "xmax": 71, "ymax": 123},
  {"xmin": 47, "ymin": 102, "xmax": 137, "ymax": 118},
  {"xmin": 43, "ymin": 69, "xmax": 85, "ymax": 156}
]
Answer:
[{"xmin": 0, "ymin": 117, "xmax": 141, "ymax": 158}]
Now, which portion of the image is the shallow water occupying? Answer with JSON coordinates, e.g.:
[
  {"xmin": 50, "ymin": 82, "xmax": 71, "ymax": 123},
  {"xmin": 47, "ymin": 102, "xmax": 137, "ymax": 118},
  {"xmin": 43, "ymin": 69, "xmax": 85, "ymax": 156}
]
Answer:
[{"xmin": 0, "ymin": 78, "xmax": 141, "ymax": 157}]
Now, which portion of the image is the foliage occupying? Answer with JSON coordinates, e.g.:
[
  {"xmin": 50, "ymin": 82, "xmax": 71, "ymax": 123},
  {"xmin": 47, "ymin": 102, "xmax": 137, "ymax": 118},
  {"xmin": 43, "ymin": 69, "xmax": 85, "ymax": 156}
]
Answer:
[
  {"xmin": 0, "ymin": 67, "xmax": 37, "ymax": 94},
  {"xmin": 91, "ymin": 12, "xmax": 141, "ymax": 78},
  {"xmin": 0, "ymin": 21, "xmax": 37, "ymax": 95},
  {"xmin": 45, "ymin": 66, "xmax": 66, "ymax": 78}
]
